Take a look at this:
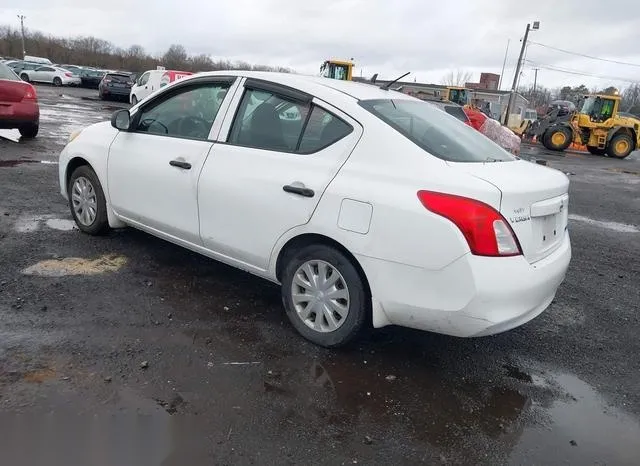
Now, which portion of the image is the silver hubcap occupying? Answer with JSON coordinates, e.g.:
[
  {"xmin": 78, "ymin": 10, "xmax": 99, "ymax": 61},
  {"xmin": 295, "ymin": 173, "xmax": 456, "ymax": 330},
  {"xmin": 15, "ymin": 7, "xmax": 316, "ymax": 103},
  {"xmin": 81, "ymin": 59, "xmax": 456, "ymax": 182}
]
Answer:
[
  {"xmin": 291, "ymin": 260, "xmax": 350, "ymax": 333},
  {"xmin": 71, "ymin": 177, "xmax": 97, "ymax": 226}
]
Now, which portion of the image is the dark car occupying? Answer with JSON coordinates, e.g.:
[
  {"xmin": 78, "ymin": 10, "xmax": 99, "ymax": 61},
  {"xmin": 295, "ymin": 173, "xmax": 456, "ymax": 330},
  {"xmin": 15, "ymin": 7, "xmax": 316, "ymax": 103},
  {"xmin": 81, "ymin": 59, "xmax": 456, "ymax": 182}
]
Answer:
[
  {"xmin": 0, "ymin": 63, "xmax": 39, "ymax": 138},
  {"xmin": 80, "ymin": 69, "xmax": 106, "ymax": 89},
  {"xmin": 9, "ymin": 61, "xmax": 40, "ymax": 74},
  {"xmin": 98, "ymin": 72, "xmax": 135, "ymax": 101}
]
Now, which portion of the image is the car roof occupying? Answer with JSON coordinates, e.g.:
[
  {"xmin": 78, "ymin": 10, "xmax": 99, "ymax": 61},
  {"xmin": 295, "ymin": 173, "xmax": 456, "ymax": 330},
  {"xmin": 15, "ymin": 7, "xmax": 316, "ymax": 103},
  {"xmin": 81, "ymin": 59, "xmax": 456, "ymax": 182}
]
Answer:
[{"xmin": 189, "ymin": 70, "xmax": 415, "ymax": 103}]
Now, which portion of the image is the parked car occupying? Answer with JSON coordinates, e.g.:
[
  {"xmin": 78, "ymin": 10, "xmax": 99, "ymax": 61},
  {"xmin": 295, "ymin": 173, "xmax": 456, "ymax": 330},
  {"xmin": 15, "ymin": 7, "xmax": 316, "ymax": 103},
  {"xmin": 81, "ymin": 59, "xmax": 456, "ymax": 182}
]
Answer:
[
  {"xmin": 99, "ymin": 72, "xmax": 135, "ymax": 101},
  {"xmin": 19, "ymin": 65, "xmax": 81, "ymax": 86},
  {"xmin": 23, "ymin": 55, "xmax": 53, "ymax": 65},
  {"xmin": 59, "ymin": 64, "xmax": 84, "ymax": 74},
  {"xmin": 79, "ymin": 69, "xmax": 105, "ymax": 89},
  {"xmin": 0, "ymin": 63, "xmax": 39, "ymax": 138},
  {"xmin": 8, "ymin": 61, "xmax": 40, "ymax": 73},
  {"xmin": 130, "ymin": 69, "xmax": 192, "ymax": 104},
  {"xmin": 58, "ymin": 71, "xmax": 571, "ymax": 347}
]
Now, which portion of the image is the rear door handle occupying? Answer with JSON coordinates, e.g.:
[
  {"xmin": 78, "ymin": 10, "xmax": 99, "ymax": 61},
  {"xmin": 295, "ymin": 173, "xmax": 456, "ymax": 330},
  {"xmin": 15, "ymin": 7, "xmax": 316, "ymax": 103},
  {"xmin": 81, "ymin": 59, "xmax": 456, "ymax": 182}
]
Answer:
[
  {"xmin": 169, "ymin": 160, "xmax": 191, "ymax": 170},
  {"xmin": 283, "ymin": 184, "xmax": 314, "ymax": 198}
]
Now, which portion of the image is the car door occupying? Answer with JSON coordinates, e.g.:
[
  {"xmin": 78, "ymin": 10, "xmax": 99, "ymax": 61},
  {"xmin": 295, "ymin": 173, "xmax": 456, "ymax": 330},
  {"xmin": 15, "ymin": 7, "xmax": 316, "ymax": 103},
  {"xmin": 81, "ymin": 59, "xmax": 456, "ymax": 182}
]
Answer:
[
  {"xmin": 133, "ymin": 71, "xmax": 150, "ymax": 100},
  {"xmin": 37, "ymin": 66, "xmax": 56, "ymax": 83},
  {"xmin": 31, "ymin": 66, "xmax": 48, "ymax": 82},
  {"xmin": 107, "ymin": 76, "xmax": 238, "ymax": 244},
  {"xmin": 198, "ymin": 78, "xmax": 362, "ymax": 271}
]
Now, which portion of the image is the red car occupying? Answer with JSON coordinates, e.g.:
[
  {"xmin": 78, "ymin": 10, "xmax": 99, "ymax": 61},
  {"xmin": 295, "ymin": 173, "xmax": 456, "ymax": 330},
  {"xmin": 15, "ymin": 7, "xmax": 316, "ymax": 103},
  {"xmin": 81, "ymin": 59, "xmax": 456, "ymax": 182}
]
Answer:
[{"xmin": 0, "ymin": 62, "xmax": 39, "ymax": 138}]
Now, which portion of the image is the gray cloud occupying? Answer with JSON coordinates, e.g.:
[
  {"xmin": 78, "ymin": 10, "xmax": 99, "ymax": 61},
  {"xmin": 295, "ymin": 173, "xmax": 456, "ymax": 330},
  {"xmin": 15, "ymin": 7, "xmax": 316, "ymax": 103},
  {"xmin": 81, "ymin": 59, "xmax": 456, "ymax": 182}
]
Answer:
[{"xmin": 2, "ymin": 0, "xmax": 639, "ymax": 88}]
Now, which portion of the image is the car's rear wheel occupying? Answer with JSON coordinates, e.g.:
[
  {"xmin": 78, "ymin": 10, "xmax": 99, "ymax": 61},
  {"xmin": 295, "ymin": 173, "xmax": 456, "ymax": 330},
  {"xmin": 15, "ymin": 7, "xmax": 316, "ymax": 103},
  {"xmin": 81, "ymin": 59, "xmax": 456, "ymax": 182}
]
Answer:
[
  {"xmin": 53, "ymin": 77, "xmax": 62, "ymax": 87},
  {"xmin": 281, "ymin": 244, "xmax": 368, "ymax": 347},
  {"xmin": 19, "ymin": 123, "xmax": 38, "ymax": 139},
  {"xmin": 20, "ymin": 73, "xmax": 29, "ymax": 82},
  {"xmin": 68, "ymin": 165, "xmax": 110, "ymax": 235}
]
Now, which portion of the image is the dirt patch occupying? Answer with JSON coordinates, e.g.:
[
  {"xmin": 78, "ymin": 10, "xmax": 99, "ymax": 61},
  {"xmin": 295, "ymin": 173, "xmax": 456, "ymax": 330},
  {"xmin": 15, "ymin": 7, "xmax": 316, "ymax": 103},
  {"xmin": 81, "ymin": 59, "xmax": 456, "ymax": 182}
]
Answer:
[
  {"xmin": 21, "ymin": 255, "xmax": 127, "ymax": 277},
  {"xmin": 23, "ymin": 368, "xmax": 56, "ymax": 384}
]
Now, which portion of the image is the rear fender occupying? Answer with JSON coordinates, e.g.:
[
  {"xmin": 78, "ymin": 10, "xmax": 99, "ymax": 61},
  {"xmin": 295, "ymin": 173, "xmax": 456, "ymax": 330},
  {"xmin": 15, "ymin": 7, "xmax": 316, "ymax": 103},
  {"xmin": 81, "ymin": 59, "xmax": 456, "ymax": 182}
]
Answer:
[{"xmin": 607, "ymin": 126, "xmax": 638, "ymax": 148}]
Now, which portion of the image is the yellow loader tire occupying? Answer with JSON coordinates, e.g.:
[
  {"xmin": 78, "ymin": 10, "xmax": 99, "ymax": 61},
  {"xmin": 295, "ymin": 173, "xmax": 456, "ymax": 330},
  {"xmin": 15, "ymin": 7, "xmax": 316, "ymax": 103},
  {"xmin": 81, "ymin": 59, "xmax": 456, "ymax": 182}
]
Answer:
[
  {"xmin": 606, "ymin": 133, "xmax": 634, "ymax": 159},
  {"xmin": 542, "ymin": 126, "xmax": 572, "ymax": 152}
]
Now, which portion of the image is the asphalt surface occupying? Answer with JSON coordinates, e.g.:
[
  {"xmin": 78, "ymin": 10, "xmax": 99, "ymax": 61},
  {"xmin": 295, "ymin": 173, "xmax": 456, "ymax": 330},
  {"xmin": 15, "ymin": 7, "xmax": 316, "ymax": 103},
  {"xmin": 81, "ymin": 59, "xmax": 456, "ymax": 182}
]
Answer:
[{"xmin": 1, "ymin": 85, "xmax": 639, "ymax": 466}]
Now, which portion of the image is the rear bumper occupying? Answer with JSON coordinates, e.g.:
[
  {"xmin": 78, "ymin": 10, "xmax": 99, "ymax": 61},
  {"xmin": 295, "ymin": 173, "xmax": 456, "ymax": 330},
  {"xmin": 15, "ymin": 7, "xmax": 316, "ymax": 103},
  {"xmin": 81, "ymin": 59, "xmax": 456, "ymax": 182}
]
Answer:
[
  {"xmin": 101, "ymin": 87, "xmax": 131, "ymax": 96},
  {"xmin": 358, "ymin": 231, "xmax": 571, "ymax": 337},
  {"xmin": 0, "ymin": 102, "xmax": 39, "ymax": 128},
  {"xmin": 62, "ymin": 77, "xmax": 82, "ymax": 86}
]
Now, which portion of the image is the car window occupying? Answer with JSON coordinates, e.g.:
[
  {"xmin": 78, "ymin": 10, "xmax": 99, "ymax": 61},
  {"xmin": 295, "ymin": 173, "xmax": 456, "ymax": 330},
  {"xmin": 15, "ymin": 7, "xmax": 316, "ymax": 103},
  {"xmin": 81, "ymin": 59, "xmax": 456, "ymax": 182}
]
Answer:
[
  {"xmin": 228, "ymin": 88, "xmax": 311, "ymax": 152},
  {"xmin": 298, "ymin": 106, "xmax": 352, "ymax": 153},
  {"xmin": 138, "ymin": 72, "xmax": 150, "ymax": 86},
  {"xmin": 443, "ymin": 105, "xmax": 469, "ymax": 123},
  {"xmin": 360, "ymin": 99, "xmax": 515, "ymax": 163},
  {"xmin": 134, "ymin": 82, "xmax": 230, "ymax": 140},
  {"xmin": 37, "ymin": 66, "xmax": 54, "ymax": 72},
  {"xmin": 0, "ymin": 63, "xmax": 20, "ymax": 81}
]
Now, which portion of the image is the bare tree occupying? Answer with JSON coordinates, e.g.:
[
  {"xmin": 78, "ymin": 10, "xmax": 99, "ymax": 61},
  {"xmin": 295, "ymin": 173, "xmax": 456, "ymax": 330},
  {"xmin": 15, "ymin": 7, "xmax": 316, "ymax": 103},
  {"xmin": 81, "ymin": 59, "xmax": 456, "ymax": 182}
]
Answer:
[
  {"xmin": 622, "ymin": 83, "xmax": 640, "ymax": 113},
  {"xmin": 441, "ymin": 69, "xmax": 473, "ymax": 87}
]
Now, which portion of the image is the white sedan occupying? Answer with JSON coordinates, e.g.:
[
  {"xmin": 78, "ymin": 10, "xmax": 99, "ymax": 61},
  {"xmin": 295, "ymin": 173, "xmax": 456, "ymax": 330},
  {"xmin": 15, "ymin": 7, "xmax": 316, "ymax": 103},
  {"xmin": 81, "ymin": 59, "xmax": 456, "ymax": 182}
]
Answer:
[
  {"xmin": 58, "ymin": 71, "xmax": 571, "ymax": 347},
  {"xmin": 20, "ymin": 65, "xmax": 81, "ymax": 86}
]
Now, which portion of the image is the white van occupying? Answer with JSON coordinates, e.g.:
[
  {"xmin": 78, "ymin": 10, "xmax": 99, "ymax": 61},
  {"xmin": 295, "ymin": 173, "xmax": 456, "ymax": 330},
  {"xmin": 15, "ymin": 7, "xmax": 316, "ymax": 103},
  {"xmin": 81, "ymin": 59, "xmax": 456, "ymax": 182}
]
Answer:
[
  {"xmin": 129, "ymin": 69, "xmax": 192, "ymax": 104},
  {"xmin": 23, "ymin": 55, "xmax": 53, "ymax": 65}
]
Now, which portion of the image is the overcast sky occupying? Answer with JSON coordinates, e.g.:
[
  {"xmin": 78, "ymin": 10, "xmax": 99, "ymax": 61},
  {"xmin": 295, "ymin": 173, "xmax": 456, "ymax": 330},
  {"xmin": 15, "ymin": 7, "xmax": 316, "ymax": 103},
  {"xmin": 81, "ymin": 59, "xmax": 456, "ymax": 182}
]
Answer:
[{"xmin": 3, "ymin": 0, "xmax": 640, "ymax": 90}]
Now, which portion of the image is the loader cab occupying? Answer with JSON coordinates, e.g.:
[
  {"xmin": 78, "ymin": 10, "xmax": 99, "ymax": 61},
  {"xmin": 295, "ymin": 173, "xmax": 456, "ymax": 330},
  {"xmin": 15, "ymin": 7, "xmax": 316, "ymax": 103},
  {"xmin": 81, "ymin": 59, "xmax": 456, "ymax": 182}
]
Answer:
[
  {"xmin": 320, "ymin": 59, "xmax": 354, "ymax": 81},
  {"xmin": 446, "ymin": 87, "xmax": 470, "ymax": 106},
  {"xmin": 580, "ymin": 95, "xmax": 618, "ymax": 123}
]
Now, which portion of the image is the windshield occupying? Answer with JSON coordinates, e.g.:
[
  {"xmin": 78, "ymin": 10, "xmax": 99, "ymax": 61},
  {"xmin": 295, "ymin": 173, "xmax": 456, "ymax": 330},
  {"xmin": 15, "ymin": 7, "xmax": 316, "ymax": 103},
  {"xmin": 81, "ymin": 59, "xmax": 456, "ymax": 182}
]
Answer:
[
  {"xmin": 360, "ymin": 99, "xmax": 515, "ymax": 163},
  {"xmin": 321, "ymin": 63, "xmax": 350, "ymax": 80},
  {"xmin": 581, "ymin": 96, "xmax": 614, "ymax": 121},
  {"xmin": 448, "ymin": 88, "xmax": 468, "ymax": 105},
  {"xmin": 0, "ymin": 63, "xmax": 20, "ymax": 81},
  {"xmin": 580, "ymin": 97, "xmax": 596, "ymax": 114}
]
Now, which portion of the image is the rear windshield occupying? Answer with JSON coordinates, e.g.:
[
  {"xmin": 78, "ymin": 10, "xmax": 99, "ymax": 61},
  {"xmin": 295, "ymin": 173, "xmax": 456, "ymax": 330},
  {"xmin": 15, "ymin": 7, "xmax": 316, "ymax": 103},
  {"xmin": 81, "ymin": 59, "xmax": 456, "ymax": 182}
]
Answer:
[
  {"xmin": 0, "ymin": 63, "xmax": 19, "ymax": 81},
  {"xmin": 106, "ymin": 74, "xmax": 132, "ymax": 83},
  {"xmin": 360, "ymin": 99, "xmax": 515, "ymax": 163},
  {"xmin": 443, "ymin": 105, "xmax": 468, "ymax": 123}
]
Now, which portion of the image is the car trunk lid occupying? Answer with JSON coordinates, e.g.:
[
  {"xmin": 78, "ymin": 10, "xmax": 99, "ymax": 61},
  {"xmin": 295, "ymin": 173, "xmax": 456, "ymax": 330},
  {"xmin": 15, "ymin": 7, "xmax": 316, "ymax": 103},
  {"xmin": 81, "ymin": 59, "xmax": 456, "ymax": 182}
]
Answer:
[
  {"xmin": 0, "ymin": 79, "xmax": 28, "ymax": 103},
  {"xmin": 448, "ymin": 159, "xmax": 570, "ymax": 263}
]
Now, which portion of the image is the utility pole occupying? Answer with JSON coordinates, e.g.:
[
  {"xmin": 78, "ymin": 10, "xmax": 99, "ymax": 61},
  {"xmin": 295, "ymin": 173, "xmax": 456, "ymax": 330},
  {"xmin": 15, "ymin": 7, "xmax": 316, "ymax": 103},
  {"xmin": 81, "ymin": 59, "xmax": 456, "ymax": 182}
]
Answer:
[
  {"xmin": 17, "ymin": 15, "xmax": 27, "ymax": 57},
  {"xmin": 533, "ymin": 68, "xmax": 539, "ymax": 93},
  {"xmin": 503, "ymin": 21, "xmax": 539, "ymax": 126}
]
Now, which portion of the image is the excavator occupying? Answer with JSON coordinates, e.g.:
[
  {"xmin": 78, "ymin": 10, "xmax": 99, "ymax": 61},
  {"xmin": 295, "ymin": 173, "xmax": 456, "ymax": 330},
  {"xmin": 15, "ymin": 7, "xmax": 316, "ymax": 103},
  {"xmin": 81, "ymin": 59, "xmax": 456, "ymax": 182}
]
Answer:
[{"xmin": 525, "ymin": 92, "xmax": 640, "ymax": 159}]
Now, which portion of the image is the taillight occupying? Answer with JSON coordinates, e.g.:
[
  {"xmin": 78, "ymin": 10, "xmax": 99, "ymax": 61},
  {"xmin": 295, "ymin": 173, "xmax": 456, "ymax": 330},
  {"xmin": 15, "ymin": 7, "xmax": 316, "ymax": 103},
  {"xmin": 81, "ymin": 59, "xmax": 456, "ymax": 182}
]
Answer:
[
  {"xmin": 417, "ymin": 190, "xmax": 522, "ymax": 257},
  {"xmin": 103, "ymin": 78, "xmax": 112, "ymax": 84},
  {"xmin": 65, "ymin": 72, "xmax": 73, "ymax": 77},
  {"xmin": 23, "ymin": 84, "xmax": 37, "ymax": 101}
]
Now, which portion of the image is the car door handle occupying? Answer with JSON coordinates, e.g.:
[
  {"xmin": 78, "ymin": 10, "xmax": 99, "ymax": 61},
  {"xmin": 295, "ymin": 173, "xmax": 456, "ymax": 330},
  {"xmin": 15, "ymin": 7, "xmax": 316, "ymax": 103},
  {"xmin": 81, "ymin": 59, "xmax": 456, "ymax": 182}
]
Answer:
[
  {"xmin": 169, "ymin": 160, "xmax": 191, "ymax": 170},
  {"xmin": 283, "ymin": 184, "xmax": 314, "ymax": 198}
]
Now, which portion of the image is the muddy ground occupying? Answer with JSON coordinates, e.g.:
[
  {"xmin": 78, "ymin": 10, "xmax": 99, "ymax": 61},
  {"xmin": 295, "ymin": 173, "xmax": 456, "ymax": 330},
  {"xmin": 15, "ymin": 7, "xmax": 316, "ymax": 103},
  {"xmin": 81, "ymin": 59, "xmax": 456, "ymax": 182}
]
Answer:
[{"xmin": 1, "ymin": 85, "xmax": 639, "ymax": 466}]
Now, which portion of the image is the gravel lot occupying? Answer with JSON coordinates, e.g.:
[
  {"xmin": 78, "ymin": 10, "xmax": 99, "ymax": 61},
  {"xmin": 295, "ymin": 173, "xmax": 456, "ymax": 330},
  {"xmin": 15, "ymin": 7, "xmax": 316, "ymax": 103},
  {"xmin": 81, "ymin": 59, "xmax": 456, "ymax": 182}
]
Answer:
[{"xmin": 1, "ymin": 84, "xmax": 639, "ymax": 465}]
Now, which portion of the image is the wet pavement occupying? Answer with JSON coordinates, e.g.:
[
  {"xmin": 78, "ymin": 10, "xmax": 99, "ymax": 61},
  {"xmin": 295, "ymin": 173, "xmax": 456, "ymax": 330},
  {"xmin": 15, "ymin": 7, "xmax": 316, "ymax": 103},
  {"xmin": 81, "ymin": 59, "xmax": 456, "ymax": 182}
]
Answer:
[{"xmin": 1, "ymin": 84, "xmax": 640, "ymax": 465}]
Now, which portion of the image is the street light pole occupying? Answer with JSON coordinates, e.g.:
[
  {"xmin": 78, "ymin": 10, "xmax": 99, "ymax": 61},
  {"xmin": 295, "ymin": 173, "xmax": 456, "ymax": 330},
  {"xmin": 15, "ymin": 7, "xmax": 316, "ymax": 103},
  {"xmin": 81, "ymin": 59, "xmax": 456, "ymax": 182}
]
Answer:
[
  {"xmin": 503, "ymin": 21, "xmax": 539, "ymax": 126},
  {"xmin": 498, "ymin": 39, "xmax": 510, "ymax": 91},
  {"xmin": 17, "ymin": 15, "xmax": 27, "ymax": 57}
]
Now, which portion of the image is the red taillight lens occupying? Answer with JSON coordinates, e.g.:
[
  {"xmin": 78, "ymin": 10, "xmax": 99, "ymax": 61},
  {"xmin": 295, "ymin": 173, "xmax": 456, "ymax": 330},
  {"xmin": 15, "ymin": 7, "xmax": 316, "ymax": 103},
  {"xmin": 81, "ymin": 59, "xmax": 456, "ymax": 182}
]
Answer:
[
  {"xmin": 65, "ymin": 72, "xmax": 73, "ymax": 77},
  {"xmin": 23, "ymin": 84, "xmax": 37, "ymax": 101},
  {"xmin": 417, "ymin": 190, "xmax": 522, "ymax": 257}
]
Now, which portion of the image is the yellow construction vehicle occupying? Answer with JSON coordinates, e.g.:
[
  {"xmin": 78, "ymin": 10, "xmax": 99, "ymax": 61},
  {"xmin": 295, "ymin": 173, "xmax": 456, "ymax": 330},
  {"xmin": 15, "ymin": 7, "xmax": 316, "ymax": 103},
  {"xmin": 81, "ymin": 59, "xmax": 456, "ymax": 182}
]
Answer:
[
  {"xmin": 528, "ymin": 93, "xmax": 640, "ymax": 159},
  {"xmin": 320, "ymin": 59, "xmax": 354, "ymax": 81},
  {"xmin": 442, "ymin": 86, "xmax": 470, "ymax": 106}
]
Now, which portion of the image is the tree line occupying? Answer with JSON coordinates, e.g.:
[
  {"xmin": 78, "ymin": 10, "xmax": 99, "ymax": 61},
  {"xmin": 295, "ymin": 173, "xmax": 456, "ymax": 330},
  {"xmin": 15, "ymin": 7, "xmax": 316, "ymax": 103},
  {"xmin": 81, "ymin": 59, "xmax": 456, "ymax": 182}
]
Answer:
[{"xmin": 0, "ymin": 25, "xmax": 293, "ymax": 74}]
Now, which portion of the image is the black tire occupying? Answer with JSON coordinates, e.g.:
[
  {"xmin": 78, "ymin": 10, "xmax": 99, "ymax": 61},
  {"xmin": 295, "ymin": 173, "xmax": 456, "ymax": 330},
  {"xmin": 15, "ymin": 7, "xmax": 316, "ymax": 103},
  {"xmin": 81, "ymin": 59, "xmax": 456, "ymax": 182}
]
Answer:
[
  {"xmin": 67, "ymin": 165, "xmax": 110, "ymax": 235},
  {"xmin": 281, "ymin": 244, "xmax": 369, "ymax": 348},
  {"xmin": 53, "ymin": 77, "xmax": 62, "ymax": 87},
  {"xmin": 542, "ymin": 126, "xmax": 573, "ymax": 151},
  {"xmin": 19, "ymin": 123, "xmax": 38, "ymax": 139},
  {"xmin": 131, "ymin": 95, "xmax": 138, "ymax": 105},
  {"xmin": 587, "ymin": 146, "xmax": 606, "ymax": 156},
  {"xmin": 607, "ymin": 133, "xmax": 634, "ymax": 159},
  {"xmin": 20, "ymin": 73, "xmax": 29, "ymax": 82}
]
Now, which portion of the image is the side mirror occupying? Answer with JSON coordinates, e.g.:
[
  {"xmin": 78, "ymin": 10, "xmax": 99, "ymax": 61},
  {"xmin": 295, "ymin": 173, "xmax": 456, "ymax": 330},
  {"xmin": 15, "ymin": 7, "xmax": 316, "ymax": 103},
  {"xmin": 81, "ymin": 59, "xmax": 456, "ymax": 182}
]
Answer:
[{"xmin": 111, "ymin": 109, "xmax": 131, "ymax": 131}]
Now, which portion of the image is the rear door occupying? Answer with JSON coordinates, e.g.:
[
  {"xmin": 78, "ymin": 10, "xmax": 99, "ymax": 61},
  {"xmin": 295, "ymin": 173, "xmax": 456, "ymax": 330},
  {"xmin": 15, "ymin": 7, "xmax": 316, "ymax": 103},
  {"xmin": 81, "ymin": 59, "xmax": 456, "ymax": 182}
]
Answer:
[{"xmin": 198, "ymin": 78, "xmax": 362, "ymax": 270}]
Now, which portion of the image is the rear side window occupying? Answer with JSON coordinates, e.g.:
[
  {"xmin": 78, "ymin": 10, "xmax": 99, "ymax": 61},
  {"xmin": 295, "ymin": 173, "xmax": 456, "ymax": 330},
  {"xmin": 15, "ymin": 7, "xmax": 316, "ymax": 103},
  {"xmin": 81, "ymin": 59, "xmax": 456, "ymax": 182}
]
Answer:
[
  {"xmin": 443, "ymin": 105, "xmax": 468, "ymax": 123},
  {"xmin": 229, "ymin": 87, "xmax": 352, "ymax": 153},
  {"xmin": 360, "ymin": 99, "xmax": 515, "ymax": 163},
  {"xmin": 0, "ymin": 63, "xmax": 19, "ymax": 81}
]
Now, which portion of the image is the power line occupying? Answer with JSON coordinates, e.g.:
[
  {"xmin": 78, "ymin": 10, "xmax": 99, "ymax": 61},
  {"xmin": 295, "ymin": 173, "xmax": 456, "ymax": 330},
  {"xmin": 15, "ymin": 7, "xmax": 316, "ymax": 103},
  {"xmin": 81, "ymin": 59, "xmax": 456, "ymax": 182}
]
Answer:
[
  {"xmin": 528, "ymin": 41, "xmax": 640, "ymax": 68},
  {"xmin": 524, "ymin": 60, "xmax": 639, "ymax": 83}
]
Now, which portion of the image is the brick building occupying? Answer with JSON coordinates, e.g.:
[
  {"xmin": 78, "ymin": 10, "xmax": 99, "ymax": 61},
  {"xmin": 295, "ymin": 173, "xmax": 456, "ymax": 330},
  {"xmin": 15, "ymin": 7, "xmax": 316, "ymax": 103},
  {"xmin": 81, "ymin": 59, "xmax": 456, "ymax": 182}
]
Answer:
[{"xmin": 466, "ymin": 72, "xmax": 500, "ymax": 91}]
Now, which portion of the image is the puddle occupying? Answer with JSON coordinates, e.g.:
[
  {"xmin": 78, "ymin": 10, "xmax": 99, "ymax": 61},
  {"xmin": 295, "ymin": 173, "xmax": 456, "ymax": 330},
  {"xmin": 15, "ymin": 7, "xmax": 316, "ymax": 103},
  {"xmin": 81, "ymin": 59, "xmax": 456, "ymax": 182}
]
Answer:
[
  {"xmin": 511, "ymin": 372, "xmax": 640, "ymax": 465},
  {"xmin": 21, "ymin": 255, "xmax": 127, "ymax": 277},
  {"xmin": 14, "ymin": 214, "xmax": 75, "ymax": 232},
  {"xmin": 569, "ymin": 214, "xmax": 639, "ymax": 233}
]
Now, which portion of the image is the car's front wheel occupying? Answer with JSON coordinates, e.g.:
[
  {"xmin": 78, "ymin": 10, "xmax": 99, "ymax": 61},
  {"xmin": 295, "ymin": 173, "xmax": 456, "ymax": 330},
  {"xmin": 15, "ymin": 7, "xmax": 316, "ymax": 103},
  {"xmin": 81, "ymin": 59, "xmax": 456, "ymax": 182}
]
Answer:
[
  {"xmin": 68, "ymin": 165, "xmax": 110, "ymax": 235},
  {"xmin": 281, "ymin": 244, "xmax": 369, "ymax": 347},
  {"xmin": 53, "ymin": 77, "xmax": 62, "ymax": 86}
]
